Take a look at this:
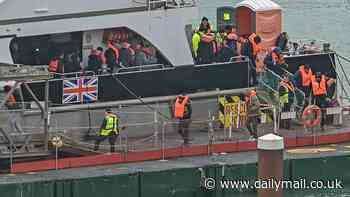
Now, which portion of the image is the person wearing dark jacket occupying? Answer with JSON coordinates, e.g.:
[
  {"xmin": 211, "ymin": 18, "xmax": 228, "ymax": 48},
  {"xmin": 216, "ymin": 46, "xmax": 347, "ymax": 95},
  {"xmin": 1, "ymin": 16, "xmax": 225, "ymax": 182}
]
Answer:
[
  {"xmin": 119, "ymin": 42, "xmax": 135, "ymax": 67},
  {"xmin": 245, "ymin": 90, "xmax": 260, "ymax": 139},
  {"xmin": 87, "ymin": 49, "xmax": 103, "ymax": 74},
  {"xmin": 197, "ymin": 28, "xmax": 215, "ymax": 64},
  {"xmin": 174, "ymin": 95, "xmax": 192, "ymax": 145},
  {"xmin": 264, "ymin": 47, "xmax": 287, "ymax": 76},
  {"xmin": 105, "ymin": 42, "xmax": 119, "ymax": 72},
  {"xmin": 241, "ymin": 33, "xmax": 262, "ymax": 85},
  {"xmin": 216, "ymin": 39, "xmax": 236, "ymax": 62},
  {"xmin": 64, "ymin": 52, "xmax": 81, "ymax": 74}
]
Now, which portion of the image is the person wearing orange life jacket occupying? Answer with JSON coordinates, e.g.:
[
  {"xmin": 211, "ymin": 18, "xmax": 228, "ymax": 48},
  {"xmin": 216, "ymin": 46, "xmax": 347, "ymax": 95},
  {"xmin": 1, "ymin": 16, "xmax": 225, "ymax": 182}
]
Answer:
[
  {"xmin": 279, "ymin": 74, "xmax": 295, "ymax": 129},
  {"xmin": 293, "ymin": 64, "xmax": 313, "ymax": 101},
  {"xmin": 105, "ymin": 41, "xmax": 120, "ymax": 72},
  {"xmin": 241, "ymin": 33, "xmax": 262, "ymax": 85},
  {"xmin": 3, "ymin": 85, "xmax": 17, "ymax": 110},
  {"xmin": 174, "ymin": 95, "xmax": 192, "ymax": 145},
  {"xmin": 311, "ymin": 72, "xmax": 327, "ymax": 130},
  {"xmin": 48, "ymin": 54, "xmax": 64, "ymax": 77},
  {"xmin": 245, "ymin": 89, "xmax": 260, "ymax": 140}
]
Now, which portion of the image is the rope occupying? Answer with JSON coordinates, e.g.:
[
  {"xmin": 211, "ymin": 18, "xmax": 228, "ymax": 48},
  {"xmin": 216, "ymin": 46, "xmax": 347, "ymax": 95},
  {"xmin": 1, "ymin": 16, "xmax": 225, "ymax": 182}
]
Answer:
[{"xmin": 111, "ymin": 74, "xmax": 172, "ymax": 120}]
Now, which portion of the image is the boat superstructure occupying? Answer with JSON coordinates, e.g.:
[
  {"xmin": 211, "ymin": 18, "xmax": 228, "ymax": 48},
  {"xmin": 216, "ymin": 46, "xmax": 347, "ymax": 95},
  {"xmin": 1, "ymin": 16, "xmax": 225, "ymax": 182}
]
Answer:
[
  {"xmin": 0, "ymin": 0, "xmax": 350, "ymax": 174},
  {"xmin": 0, "ymin": 0, "xmax": 197, "ymax": 66}
]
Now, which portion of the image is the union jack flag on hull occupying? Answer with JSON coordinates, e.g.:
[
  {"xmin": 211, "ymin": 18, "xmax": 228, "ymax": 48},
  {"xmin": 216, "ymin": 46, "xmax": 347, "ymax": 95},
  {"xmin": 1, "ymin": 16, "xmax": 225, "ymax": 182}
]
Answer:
[{"xmin": 62, "ymin": 77, "xmax": 98, "ymax": 104}]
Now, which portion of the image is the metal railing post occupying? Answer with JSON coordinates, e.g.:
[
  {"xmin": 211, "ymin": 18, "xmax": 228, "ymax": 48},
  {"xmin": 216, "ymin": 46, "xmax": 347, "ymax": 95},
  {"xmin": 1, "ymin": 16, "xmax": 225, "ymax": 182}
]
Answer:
[
  {"xmin": 44, "ymin": 80, "xmax": 49, "ymax": 151},
  {"xmin": 273, "ymin": 106, "xmax": 278, "ymax": 134},
  {"xmin": 228, "ymin": 111, "xmax": 233, "ymax": 139},
  {"xmin": 339, "ymin": 84, "xmax": 344, "ymax": 125},
  {"xmin": 208, "ymin": 111, "xmax": 214, "ymax": 156},
  {"xmin": 153, "ymin": 104, "xmax": 159, "ymax": 147},
  {"xmin": 160, "ymin": 122, "xmax": 167, "ymax": 161}
]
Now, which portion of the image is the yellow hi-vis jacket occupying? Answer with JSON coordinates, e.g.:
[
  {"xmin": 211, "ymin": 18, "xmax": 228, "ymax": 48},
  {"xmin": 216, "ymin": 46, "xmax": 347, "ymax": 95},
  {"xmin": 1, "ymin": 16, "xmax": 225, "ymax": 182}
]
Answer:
[{"xmin": 100, "ymin": 114, "xmax": 119, "ymax": 136}]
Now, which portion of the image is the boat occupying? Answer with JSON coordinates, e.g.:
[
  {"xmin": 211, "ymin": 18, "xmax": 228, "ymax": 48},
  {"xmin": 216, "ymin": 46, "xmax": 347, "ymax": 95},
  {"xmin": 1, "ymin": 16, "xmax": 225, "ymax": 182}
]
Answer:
[
  {"xmin": 0, "ymin": 0, "xmax": 337, "ymax": 104},
  {"xmin": 0, "ymin": 0, "xmax": 349, "ymax": 174}
]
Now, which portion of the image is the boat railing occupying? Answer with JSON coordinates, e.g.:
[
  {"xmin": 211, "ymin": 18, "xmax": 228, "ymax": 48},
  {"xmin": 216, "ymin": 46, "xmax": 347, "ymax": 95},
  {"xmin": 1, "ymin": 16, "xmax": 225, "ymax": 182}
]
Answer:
[
  {"xmin": 117, "ymin": 64, "xmax": 165, "ymax": 73},
  {"xmin": 51, "ymin": 71, "xmax": 96, "ymax": 78},
  {"xmin": 258, "ymin": 67, "xmax": 305, "ymax": 113},
  {"xmin": 142, "ymin": 0, "xmax": 196, "ymax": 10},
  {"xmin": 229, "ymin": 55, "xmax": 249, "ymax": 62}
]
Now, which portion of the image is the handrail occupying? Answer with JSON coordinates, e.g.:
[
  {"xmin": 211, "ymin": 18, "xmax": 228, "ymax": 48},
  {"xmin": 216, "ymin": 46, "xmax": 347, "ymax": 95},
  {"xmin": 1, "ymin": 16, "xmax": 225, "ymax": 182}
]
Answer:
[
  {"xmin": 118, "ymin": 64, "xmax": 165, "ymax": 73},
  {"xmin": 331, "ymin": 54, "xmax": 350, "ymax": 98},
  {"xmin": 337, "ymin": 53, "xmax": 350, "ymax": 63},
  {"xmin": 278, "ymin": 67, "xmax": 306, "ymax": 111},
  {"xmin": 258, "ymin": 67, "xmax": 305, "ymax": 111}
]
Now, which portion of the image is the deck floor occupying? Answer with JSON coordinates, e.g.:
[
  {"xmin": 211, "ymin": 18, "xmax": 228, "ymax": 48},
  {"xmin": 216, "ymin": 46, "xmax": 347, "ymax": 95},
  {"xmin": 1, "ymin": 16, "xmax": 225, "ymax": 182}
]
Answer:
[{"xmin": 72, "ymin": 114, "xmax": 350, "ymax": 153}]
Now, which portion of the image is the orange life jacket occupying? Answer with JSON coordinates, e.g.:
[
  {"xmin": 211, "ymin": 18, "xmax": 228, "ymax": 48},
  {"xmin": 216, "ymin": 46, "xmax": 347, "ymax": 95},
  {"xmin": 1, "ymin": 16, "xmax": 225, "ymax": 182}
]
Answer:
[
  {"xmin": 108, "ymin": 42, "xmax": 120, "ymax": 63},
  {"xmin": 299, "ymin": 65, "xmax": 313, "ymax": 87},
  {"xmin": 6, "ymin": 94, "xmax": 16, "ymax": 107},
  {"xmin": 245, "ymin": 90, "xmax": 257, "ymax": 104},
  {"xmin": 174, "ymin": 96, "xmax": 189, "ymax": 119},
  {"xmin": 312, "ymin": 75, "xmax": 327, "ymax": 96},
  {"xmin": 248, "ymin": 33, "xmax": 260, "ymax": 56},
  {"xmin": 201, "ymin": 33, "xmax": 215, "ymax": 43},
  {"xmin": 49, "ymin": 59, "xmax": 59, "ymax": 72}
]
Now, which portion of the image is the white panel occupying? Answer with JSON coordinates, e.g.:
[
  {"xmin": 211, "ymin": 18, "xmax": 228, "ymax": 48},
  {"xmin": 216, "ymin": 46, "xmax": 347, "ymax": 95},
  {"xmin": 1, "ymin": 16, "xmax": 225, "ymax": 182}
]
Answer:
[
  {"xmin": 0, "ymin": 7, "xmax": 198, "ymax": 66},
  {"xmin": 0, "ymin": 0, "xmax": 138, "ymax": 20},
  {"xmin": 35, "ymin": 0, "xmax": 48, "ymax": 12},
  {"xmin": 0, "ymin": 37, "xmax": 13, "ymax": 63},
  {"xmin": 82, "ymin": 30, "xmax": 104, "ymax": 67}
]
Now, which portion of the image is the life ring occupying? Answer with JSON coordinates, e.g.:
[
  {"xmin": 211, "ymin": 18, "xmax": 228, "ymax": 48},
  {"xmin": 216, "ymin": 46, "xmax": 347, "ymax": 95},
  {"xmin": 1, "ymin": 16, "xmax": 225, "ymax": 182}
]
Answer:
[{"xmin": 301, "ymin": 105, "xmax": 321, "ymax": 127}]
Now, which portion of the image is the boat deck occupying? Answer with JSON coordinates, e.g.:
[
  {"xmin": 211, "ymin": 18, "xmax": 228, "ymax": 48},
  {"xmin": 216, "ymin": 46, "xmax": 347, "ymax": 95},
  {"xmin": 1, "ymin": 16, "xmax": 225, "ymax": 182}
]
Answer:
[{"xmin": 8, "ymin": 113, "xmax": 350, "ymax": 173}]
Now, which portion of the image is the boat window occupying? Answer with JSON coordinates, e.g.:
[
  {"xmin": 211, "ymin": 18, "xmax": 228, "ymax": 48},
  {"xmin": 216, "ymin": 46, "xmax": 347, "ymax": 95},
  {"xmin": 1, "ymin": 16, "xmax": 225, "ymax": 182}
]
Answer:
[
  {"xmin": 82, "ymin": 27, "xmax": 169, "ymax": 68},
  {"xmin": 9, "ymin": 27, "xmax": 169, "ymax": 73},
  {"xmin": 10, "ymin": 32, "xmax": 82, "ymax": 66}
]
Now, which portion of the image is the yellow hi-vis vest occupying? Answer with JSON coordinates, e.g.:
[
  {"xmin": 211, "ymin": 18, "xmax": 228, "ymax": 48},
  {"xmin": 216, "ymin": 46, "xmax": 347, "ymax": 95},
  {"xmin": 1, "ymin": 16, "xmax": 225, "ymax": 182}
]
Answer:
[{"xmin": 100, "ymin": 114, "xmax": 118, "ymax": 136}]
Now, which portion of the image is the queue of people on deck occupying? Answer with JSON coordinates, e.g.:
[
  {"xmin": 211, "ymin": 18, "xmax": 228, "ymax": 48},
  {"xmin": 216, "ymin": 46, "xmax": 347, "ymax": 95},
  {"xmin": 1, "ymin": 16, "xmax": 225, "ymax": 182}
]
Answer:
[
  {"xmin": 192, "ymin": 17, "xmax": 241, "ymax": 65},
  {"xmin": 48, "ymin": 38, "xmax": 159, "ymax": 76},
  {"xmin": 86, "ymin": 40, "xmax": 158, "ymax": 74}
]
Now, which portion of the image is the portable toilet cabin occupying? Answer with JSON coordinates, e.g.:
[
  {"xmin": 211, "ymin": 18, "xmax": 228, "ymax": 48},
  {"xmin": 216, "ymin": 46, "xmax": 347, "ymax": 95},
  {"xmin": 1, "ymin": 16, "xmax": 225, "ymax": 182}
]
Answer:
[{"xmin": 235, "ymin": 0, "xmax": 282, "ymax": 48}]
